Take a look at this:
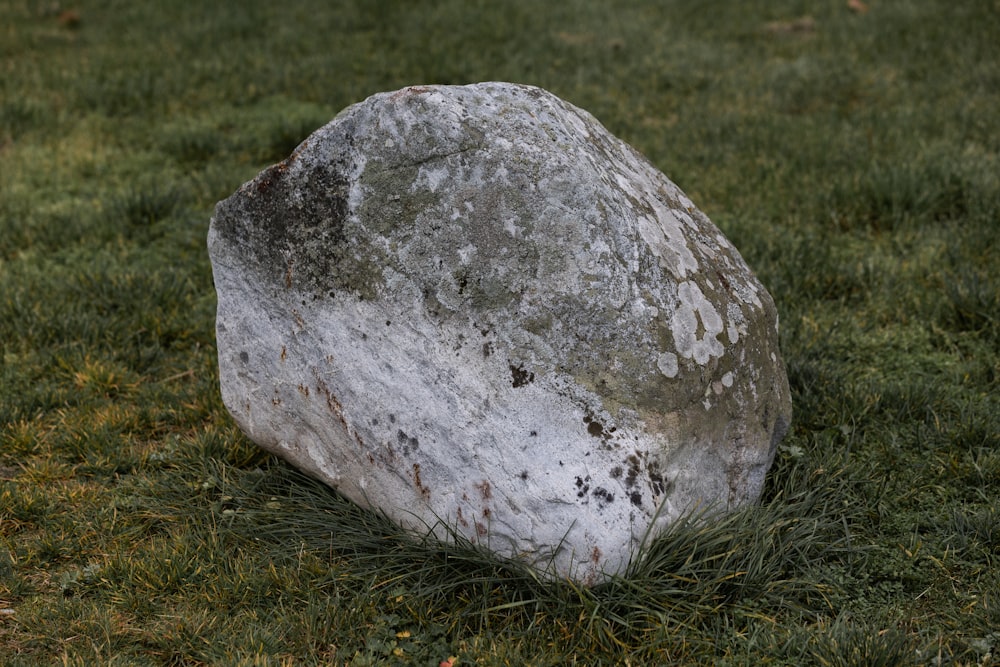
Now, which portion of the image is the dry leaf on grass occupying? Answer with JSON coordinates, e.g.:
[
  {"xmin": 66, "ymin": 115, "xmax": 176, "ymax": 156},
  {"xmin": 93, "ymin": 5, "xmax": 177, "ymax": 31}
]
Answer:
[
  {"xmin": 848, "ymin": 0, "xmax": 870, "ymax": 14},
  {"xmin": 764, "ymin": 16, "xmax": 817, "ymax": 35}
]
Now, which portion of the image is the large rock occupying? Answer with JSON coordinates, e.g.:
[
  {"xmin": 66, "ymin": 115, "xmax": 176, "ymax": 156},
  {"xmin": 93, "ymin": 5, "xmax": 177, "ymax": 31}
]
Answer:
[{"xmin": 208, "ymin": 82, "xmax": 791, "ymax": 586}]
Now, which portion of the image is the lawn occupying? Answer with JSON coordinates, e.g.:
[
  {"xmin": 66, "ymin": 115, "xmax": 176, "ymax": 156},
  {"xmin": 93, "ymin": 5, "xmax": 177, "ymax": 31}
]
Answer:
[{"xmin": 1, "ymin": 0, "xmax": 998, "ymax": 664}]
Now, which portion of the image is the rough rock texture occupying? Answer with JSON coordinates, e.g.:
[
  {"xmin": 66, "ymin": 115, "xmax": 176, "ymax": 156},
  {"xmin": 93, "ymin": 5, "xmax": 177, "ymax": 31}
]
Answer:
[{"xmin": 208, "ymin": 82, "xmax": 791, "ymax": 586}]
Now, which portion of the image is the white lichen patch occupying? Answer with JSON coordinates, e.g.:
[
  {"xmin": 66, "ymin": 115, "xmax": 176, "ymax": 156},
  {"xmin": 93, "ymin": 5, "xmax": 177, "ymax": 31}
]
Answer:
[
  {"xmin": 413, "ymin": 164, "xmax": 451, "ymax": 192},
  {"xmin": 635, "ymin": 212, "xmax": 700, "ymax": 280},
  {"xmin": 671, "ymin": 281, "xmax": 725, "ymax": 365},
  {"xmin": 657, "ymin": 352, "xmax": 679, "ymax": 378},
  {"xmin": 726, "ymin": 302, "xmax": 747, "ymax": 345},
  {"xmin": 457, "ymin": 243, "xmax": 477, "ymax": 264}
]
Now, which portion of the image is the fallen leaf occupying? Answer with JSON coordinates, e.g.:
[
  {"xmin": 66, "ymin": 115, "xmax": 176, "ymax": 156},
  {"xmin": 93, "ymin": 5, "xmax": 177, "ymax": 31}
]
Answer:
[
  {"xmin": 763, "ymin": 16, "xmax": 817, "ymax": 35},
  {"xmin": 848, "ymin": 0, "xmax": 870, "ymax": 14},
  {"xmin": 57, "ymin": 9, "xmax": 81, "ymax": 28},
  {"xmin": 554, "ymin": 31, "xmax": 595, "ymax": 46}
]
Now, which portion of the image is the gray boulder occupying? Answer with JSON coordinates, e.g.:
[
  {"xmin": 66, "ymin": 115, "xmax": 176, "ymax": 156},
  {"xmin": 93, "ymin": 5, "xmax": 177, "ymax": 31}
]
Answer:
[{"xmin": 208, "ymin": 82, "xmax": 791, "ymax": 585}]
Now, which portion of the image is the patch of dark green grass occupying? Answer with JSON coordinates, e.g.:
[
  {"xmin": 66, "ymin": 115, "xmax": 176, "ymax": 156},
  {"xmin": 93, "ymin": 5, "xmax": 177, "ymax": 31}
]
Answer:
[
  {"xmin": 1, "ymin": 0, "xmax": 998, "ymax": 663},
  {"xmin": 0, "ymin": 98, "xmax": 49, "ymax": 142}
]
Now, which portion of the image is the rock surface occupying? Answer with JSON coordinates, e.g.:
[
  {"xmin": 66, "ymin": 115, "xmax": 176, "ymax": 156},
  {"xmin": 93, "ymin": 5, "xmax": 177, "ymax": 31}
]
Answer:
[{"xmin": 208, "ymin": 82, "xmax": 791, "ymax": 585}]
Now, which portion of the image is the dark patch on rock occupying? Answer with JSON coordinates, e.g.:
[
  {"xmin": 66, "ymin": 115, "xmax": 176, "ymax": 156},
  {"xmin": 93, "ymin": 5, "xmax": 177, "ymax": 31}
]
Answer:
[
  {"xmin": 592, "ymin": 487, "xmax": 614, "ymax": 508},
  {"xmin": 647, "ymin": 459, "xmax": 670, "ymax": 496},
  {"xmin": 214, "ymin": 152, "xmax": 386, "ymax": 300},
  {"xmin": 584, "ymin": 411, "xmax": 616, "ymax": 441},
  {"xmin": 624, "ymin": 454, "xmax": 641, "ymax": 488},
  {"xmin": 397, "ymin": 429, "xmax": 419, "ymax": 454},
  {"xmin": 509, "ymin": 362, "xmax": 535, "ymax": 388}
]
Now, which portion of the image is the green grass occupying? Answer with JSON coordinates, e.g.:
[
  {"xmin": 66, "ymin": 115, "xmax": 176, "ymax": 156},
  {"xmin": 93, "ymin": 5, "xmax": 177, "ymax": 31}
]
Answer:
[{"xmin": 1, "ymin": 0, "xmax": 998, "ymax": 664}]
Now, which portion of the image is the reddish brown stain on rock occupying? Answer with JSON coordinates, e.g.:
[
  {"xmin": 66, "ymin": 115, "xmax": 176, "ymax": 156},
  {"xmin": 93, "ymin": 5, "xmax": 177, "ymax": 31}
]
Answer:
[{"xmin": 412, "ymin": 463, "xmax": 430, "ymax": 500}]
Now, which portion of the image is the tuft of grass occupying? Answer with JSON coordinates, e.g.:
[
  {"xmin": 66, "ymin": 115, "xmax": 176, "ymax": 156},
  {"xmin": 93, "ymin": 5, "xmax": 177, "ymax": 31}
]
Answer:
[{"xmin": 801, "ymin": 615, "xmax": 917, "ymax": 667}]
